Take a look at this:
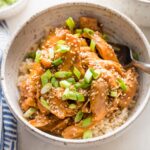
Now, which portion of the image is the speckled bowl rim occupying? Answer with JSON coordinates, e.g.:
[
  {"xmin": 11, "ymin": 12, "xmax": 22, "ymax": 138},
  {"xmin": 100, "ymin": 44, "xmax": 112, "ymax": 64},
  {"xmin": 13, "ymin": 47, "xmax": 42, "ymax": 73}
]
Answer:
[{"xmin": 1, "ymin": 2, "xmax": 150, "ymax": 145}]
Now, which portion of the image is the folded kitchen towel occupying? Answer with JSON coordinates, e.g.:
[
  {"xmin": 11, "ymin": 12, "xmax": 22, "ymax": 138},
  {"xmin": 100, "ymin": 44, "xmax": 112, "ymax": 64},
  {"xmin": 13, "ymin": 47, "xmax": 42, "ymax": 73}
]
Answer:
[{"xmin": 0, "ymin": 21, "xmax": 17, "ymax": 150}]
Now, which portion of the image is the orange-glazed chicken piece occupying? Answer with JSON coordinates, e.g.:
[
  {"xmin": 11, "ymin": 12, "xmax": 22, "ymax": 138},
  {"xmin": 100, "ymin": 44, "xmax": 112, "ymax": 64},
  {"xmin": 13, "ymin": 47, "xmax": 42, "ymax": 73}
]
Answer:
[{"xmin": 79, "ymin": 17, "xmax": 100, "ymax": 31}]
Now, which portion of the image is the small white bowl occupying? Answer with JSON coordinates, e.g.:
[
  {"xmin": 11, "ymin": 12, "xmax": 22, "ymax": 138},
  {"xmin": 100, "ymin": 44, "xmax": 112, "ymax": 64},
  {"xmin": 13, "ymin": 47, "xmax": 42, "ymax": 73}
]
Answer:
[{"xmin": 0, "ymin": 0, "xmax": 28, "ymax": 19}]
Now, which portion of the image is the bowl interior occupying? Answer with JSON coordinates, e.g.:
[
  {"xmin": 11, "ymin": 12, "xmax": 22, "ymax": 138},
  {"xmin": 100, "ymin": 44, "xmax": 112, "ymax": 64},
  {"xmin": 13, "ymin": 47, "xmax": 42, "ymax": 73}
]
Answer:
[{"xmin": 2, "ymin": 3, "xmax": 150, "ymax": 145}]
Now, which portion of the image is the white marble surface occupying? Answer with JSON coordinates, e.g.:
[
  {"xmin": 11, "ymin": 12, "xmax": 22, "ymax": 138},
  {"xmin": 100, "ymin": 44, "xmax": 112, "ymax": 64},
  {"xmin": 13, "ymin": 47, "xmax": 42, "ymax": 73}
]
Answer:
[{"xmin": 5, "ymin": 0, "xmax": 150, "ymax": 150}]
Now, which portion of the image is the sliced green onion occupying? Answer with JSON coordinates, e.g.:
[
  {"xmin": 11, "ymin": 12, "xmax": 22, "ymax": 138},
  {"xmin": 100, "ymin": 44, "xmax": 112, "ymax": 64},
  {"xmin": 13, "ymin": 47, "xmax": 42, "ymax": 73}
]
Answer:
[
  {"xmin": 26, "ymin": 51, "xmax": 36, "ymax": 59},
  {"xmin": 62, "ymin": 88, "xmax": 77, "ymax": 100},
  {"xmin": 71, "ymin": 86, "xmax": 77, "ymax": 92},
  {"xmin": 83, "ymin": 28, "xmax": 94, "ymax": 35},
  {"xmin": 52, "ymin": 58, "xmax": 63, "ymax": 66},
  {"xmin": 74, "ymin": 29, "xmax": 82, "ymax": 37},
  {"xmin": 40, "ymin": 97, "xmax": 50, "ymax": 110},
  {"xmin": 41, "ymin": 83, "xmax": 52, "ymax": 94},
  {"xmin": 84, "ymin": 69, "xmax": 93, "ymax": 83},
  {"xmin": 49, "ymin": 48, "xmax": 54, "ymax": 59},
  {"xmin": 74, "ymin": 33, "xmax": 80, "ymax": 37},
  {"xmin": 117, "ymin": 78, "xmax": 128, "ymax": 92},
  {"xmin": 56, "ymin": 40, "xmax": 66, "ymax": 45},
  {"xmin": 56, "ymin": 45, "xmax": 70, "ymax": 53},
  {"xmin": 80, "ymin": 82, "xmax": 91, "ymax": 89},
  {"xmin": 90, "ymin": 39, "xmax": 96, "ymax": 51},
  {"xmin": 102, "ymin": 34, "xmax": 109, "ymax": 41},
  {"xmin": 75, "ymin": 29, "xmax": 83, "ymax": 34},
  {"xmin": 74, "ymin": 80, "xmax": 91, "ymax": 89},
  {"xmin": 75, "ymin": 111, "xmax": 83, "ymax": 123},
  {"xmin": 60, "ymin": 80, "xmax": 71, "ymax": 88},
  {"xmin": 67, "ymin": 78, "xmax": 76, "ymax": 84},
  {"xmin": 110, "ymin": 91, "xmax": 118, "ymax": 97},
  {"xmin": 62, "ymin": 88, "xmax": 85, "ymax": 102},
  {"xmin": 66, "ymin": 17, "xmax": 75, "ymax": 31},
  {"xmin": 83, "ymin": 130, "xmax": 93, "ymax": 139},
  {"xmin": 73, "ymin": 67, "xmax": 81, "ymax": 80},
  {"xmin": 41, "ymin": 69, "xmax": 52, "ymax": 86},
  {"xmin": 69, "ymin": 104, "xmax": 77, "ymax": 109},
  {"xmin": 54, "ymin": 71, "xmax": 72, "ymax": 79},
  {"xmin": 76, "ymin": 93, "xmax": 85, "ymax": 102},
  {"xmin": 51, "ymin": 77, "xmax": 59, "ymax": 88},
  {"xmin": 35, "ymin": 50, "xmax": 41, "ymax": 63},
  {"xmin": 74, "ymin": 82, "xmax": 81, "ymax": 89},
  {"xmin": 23, "ymin": 108, "xmax": 36, "ymax": 118},
  {"xmin": 82, "ymin": 117, "xmax": 92, "ymax": 127},
  {"xmin": 90, "ymin": 68, "xmax": 101, "ymax": 79}
]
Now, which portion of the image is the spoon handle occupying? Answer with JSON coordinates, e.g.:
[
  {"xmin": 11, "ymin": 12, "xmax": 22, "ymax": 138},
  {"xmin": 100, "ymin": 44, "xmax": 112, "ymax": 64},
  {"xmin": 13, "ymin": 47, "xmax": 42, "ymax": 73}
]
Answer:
[{"xmin": 132, "ymin": 60, "xmax": 150, "ymax": 74}]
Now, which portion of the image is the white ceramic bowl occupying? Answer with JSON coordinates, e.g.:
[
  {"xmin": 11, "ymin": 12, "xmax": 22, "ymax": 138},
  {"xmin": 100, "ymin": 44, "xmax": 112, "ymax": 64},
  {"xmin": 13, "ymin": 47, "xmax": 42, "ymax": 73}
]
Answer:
[
  {"xmin": 0, "ymin": 0, "xmax": 28, "ymax": 19},
  {"xmin": 1, "ymin": 2, "xmax": 150, "ymax": 148}
]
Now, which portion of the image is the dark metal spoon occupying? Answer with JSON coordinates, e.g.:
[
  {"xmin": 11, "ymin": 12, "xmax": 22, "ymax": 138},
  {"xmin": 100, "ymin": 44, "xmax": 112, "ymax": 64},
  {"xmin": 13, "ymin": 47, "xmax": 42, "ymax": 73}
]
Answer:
[{"xmin": 110, "ymin": 43, "xmax": 150, "ymax": 74}]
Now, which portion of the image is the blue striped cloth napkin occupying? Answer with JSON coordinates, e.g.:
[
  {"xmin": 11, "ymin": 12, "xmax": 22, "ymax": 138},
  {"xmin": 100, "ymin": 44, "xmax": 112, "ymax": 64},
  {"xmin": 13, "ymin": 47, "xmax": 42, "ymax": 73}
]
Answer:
[{"xmin": 0, "ymin": 22, "xmax": 17, "ymax": 150}]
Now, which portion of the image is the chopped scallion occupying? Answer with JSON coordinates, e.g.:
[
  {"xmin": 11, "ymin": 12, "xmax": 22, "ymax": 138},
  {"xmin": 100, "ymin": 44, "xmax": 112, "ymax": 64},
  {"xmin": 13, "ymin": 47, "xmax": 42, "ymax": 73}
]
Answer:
[
  {"xmin": 56, "ymin": 40, "xmax": 66, "ymax": 45},
  {"xmin": 84, "ymin": 69, "xmax": 93, "ymax": 83},
  {"xmin": 74, "ymin": 82, "xmax": 82, "ymax": 89},
  {"xmin": 65, "ymin": 17, "xmax": 75, "ymax": 31},
  {"xmin": 82, "ymin": 117, "xmax": 92, "ymax": 127},
  {"xmin": 83, "ymin": 130, "xmax": 93, "ymax": 139},
  {"xmin": 35, "ymin": 50, "xmax": 41, "ymax": 63},
  {"xmin": 51, "ymin": 77, "xmax": 59, "ymax": 88},
  {"xmin": 67, "ymin": 78, "xmax": 76, "ymax": 84},
  {"xmin": 83, "ymin": 28, "xmax": 94, "ymax": 35},
  {"xmin": 52, "ymin": 58, "xmax": 63, "ymax": 66},
  {"xmin": 90, "ymin": 39, "xmax": 96, "ymax": 51},
  {"xmin": 62, "ymin": 88, "xmax": 85, "ymax": 102},
  {"xmin": 41, "ymin": 69, "xmax": 52, "ymax": 86},
  {"xmin": 41, "ymin": 83, "xmax": 52, "ymax": 94},
  {"xmin": 62, "ymin": 88, "xmax": 77, "ymax": 101},
  {"xmin": 75, "ymin": 111, "xmax": 83, "ymax": 123},
  {"xmin": 23, "ymin": 108, "xmax": 36, "ymax": 118},
  {"xmin": 69, "ymin": 104, "xmax": 77, "ymax": 109},
  {"xmin": 76, "ymin": 92, "xmax": 85, "ymax": 102},
  {"xmin": 110, "ymin": 91, "xmax": 118, "ymax": 97},
  {"xmin": 75, "ymin": 29, "xmax": 82, "ymax": 34},
  {"xmin": 73, "ymin": 67, "xmax": 81, "ymax": 80},
  {"xmin": 60, "ymin": 80, "xmax": 71, "ymax": 88},
  {"xmin": 54, "ymin": 71, "xmax": 72, "ymax": 79},
  {"xmin": 90, "ymin": 68, "xmax": 101, "ymax": 79},
  {"xmin": 40, "ymin": 97, "xmax": 50, "ymax": 110},
  {"xmin": 74, "ymin": 80, "xmax": 91, "ymax": 89},
  {"xmin": 74, "ymin": 33, "xmax": 81, "ymax": 37},
  {"xmin": 117, "ymin": 78, "xmax": 128, "ymax": 92},
  {"xmin": 56, "ymin": 45, "xmax": 70, "ymax": 53}
]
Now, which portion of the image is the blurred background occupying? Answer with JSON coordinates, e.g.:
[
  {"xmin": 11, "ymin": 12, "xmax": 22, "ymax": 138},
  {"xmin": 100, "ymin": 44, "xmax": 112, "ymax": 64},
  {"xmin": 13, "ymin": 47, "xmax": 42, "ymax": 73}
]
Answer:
[{"xmin": 4, "ymin": 0, "xmax": 150, "ymax": 39}]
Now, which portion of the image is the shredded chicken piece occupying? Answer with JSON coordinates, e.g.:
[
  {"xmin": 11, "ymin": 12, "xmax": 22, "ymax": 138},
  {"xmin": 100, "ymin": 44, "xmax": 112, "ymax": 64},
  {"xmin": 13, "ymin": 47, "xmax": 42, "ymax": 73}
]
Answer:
[
  {"xmin": 119, "ymin": 68, "xmax": 138, "ymax": 108},
  {"xmin": 79, "ymin": 17, "xmax": 100, "ymax": 31},
  {"xmin": 90, "ymin": 78, "xmax": 108, "ymax": 121},
  {"xmin": 91, "ymin": 32, "xmax": 119, "ymax": 62}
]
